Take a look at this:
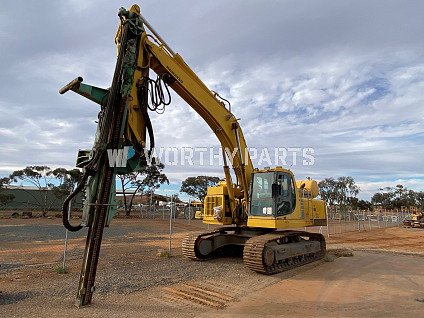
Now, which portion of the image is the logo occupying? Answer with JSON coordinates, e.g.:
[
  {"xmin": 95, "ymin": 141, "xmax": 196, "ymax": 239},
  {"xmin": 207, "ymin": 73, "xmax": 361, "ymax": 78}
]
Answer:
[
  {"xmin": 165, "ymin": 65, "xmax": 183, "ymax": 84},
  {"xmin": 143, "ymin": 146, "xmax": 315, "ymax": 166},
  {"xmin": 107, "ymin": 146, "xmax": 135, "ymax": 168}
]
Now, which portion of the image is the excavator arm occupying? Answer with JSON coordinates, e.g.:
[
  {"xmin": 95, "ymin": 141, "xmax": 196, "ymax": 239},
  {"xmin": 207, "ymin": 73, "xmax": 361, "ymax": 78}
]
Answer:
[
  {"xmin": 122, "ymin": 8, "xmax": 255, "ymax": 218},
  {"xmin": 63, "ymin": 5, "xmax": 253, "ymax": 221},
  {"xmin": 146, "ymin": 39, "xmax": 254, "ymax": 196}
]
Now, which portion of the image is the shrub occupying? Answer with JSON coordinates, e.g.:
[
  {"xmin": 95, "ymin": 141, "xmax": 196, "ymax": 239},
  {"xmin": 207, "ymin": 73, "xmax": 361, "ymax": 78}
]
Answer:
[
  {"xmin": 157, "ymin": 249, "xmax": 171, "ymax": 258},
  {"xmin": 56, "ymin": 265, "xmax": 68, "ymax": 274}
]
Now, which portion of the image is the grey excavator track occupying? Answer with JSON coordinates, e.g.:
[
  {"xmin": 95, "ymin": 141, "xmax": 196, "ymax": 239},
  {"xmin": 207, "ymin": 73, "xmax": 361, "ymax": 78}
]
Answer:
[
  {"xmin": 182, "ymin": 228, "xmax": 227, "ymax": 260},
  {"xmin": 243, "ymin": 231, "xmax": 326, "ymax": 275},
  {"xmin": 183, "ymin": 229, "xmax": 326, "ymax": 275}
]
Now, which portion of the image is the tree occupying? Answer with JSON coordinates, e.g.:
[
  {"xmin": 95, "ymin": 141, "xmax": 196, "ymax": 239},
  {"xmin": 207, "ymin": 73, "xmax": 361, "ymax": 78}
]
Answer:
[
  {"xmin": 349, "ymin": 197, "xmax": 373, "ymax": 211},
  {"xmin": 50, "ymin": 168, "xmax": 82, "ymax": 203},
  {"xmin": 180, "ymin": 176, "xmax": 221, "ymax": 202},
  {"xmin": 336, "ymin": 176, "xmax": 360, "ymax": 206},
  {"xmin": 9, "ymin": 166, "xmax": 55, "ymax": 217},
  {"xmin": 372, "ymin": 185, "xmax": 420, "ymax": 210},
  {"xmin": 319, "ymin": 176, "xmax": 359, "ymax": 207},
  {"xmin": 416, "ymin": 191, "xmax": 424, "ymax": 210},
  {"xmin": 371, "ymin": 188, "xmax": 395, "ymax": 209},
  {"xmin": 0, "ymin": 177, "xmax": 15, "ymax": 206},
  {"xmin": 318, "ymin": 177, "xmax": 337, "ymax": 206},
  {"xmin": 118, "ymin": 162, "xmax": 168, "ymax": 216}
]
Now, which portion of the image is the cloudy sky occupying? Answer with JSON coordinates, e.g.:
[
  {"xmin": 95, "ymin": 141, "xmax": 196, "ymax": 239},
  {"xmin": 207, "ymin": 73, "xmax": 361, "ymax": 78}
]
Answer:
[{"xmin": 0, "ymin": 0, "xmax": 423, "ymax": 201}]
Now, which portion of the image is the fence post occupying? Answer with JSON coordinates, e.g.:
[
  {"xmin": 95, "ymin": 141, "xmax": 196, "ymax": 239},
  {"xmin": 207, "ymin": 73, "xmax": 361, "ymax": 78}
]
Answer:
[
  {"xmin": 357, "ymin": 213, "xmax": 360, "ymax": 232},
  {"xmin": 368, "ymin": 209, "xmax": 371, "ymax": 230},
  {"xmin": 169, "ymin": 197, "xmax": 173, "ymax": 255},
  {"xmin": 344, "ymin": 209, "xmax": 346, "ymax": 233},
  {"xmin": 62, "ymin": 193, "xmax": 72, "ymax": 271},
  {"xmin": 149, "ymin": 190, "xmax": 152, "ymax": 216},
  {"xmin": 188, "ymin": 199, "xmax": 191, "ymax": 225}
]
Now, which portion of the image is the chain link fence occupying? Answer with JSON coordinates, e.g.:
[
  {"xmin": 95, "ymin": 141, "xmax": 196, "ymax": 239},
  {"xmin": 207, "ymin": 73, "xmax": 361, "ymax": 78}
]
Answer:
[
  {"xmin": 2, "ymin": 201, "xmax": 411, "ymax": 238},
  {"xmin": 121, "ymin": 204, "xmax": 184, "ymax": 220},
  {"xmin": 138, "ymin": 205, "xmax": 175, "ymax": 219},
  {"xmin": 318, "ymin": 208, "xmax": 410, "ymax": 237},
  {"xmin": 133, "ymin": 205, "xmax": 411, "ymax": 236}
]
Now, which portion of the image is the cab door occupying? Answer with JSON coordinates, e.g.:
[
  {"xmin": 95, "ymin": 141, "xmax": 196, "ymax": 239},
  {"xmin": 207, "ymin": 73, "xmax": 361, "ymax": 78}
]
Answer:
[{"xmin": 275, "ymin": 172, "xmax": 296, "ymax": 216}]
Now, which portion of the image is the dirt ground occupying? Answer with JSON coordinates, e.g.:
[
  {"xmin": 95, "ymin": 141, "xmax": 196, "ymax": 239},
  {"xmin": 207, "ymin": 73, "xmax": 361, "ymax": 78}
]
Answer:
[{"xmin": 1, "ymin": 216, "xmax": 424, "ymax": 317}]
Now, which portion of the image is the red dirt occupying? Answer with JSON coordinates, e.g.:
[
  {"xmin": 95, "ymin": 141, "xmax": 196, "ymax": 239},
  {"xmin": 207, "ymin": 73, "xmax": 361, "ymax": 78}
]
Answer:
[{"xmin": 1, "ymin": 218, "xmax": 424, "ymax": 317}]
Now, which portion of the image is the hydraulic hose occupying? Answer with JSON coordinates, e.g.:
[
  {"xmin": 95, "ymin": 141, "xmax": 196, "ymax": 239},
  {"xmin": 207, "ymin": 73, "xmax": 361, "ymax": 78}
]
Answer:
[
  {"xmin": 137, "ymin": 83, "xmax": 155, "ymax": 151},
  {"xmin": 62, "ymin": 148, "xmax": 101, "ymax": 232},
  {"xmin": 62, "ymin": 172, "xmax": 89, "ymax": 232}
]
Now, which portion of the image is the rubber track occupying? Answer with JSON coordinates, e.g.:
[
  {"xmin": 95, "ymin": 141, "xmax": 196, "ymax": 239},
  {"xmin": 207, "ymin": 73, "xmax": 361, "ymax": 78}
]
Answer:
[{"xmin": 243, "ymin": 231, "xmax": 326, "ymax": 275}]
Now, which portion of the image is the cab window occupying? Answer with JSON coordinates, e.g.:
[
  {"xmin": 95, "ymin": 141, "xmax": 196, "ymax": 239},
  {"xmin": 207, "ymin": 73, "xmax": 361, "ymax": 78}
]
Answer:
[
  {"xmin": 276, "ymin": 173, "xmax": 296, "ymax": 216},
  {"xmin": 250, "ymin": 172, "xmax": 273, "ymax": 216}
]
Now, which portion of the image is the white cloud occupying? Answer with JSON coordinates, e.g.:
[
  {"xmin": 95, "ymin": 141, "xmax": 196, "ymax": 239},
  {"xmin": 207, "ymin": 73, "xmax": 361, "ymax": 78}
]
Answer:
[
  {"xmin": 357, "ymin": 178, "xmax": 424, "ymax": 201},
  {"xmin": 1, "ymin": 1, "xmax": 423, "ymax": 201}
]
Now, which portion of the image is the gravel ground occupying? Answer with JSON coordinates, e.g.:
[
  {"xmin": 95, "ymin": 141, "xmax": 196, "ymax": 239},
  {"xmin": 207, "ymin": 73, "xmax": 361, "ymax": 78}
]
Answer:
[
  {"xmin": 1, "ymin": 217, "xmax": 270, "ymax": 316},
  {"xmin": 2, "ymin": 217, "xmax": 424, "ymax": 317}
]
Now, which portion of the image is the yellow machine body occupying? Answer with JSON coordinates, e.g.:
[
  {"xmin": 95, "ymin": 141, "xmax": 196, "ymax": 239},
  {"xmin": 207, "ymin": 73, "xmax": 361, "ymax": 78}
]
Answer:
[
  {"xmin": 412, "ymin": 213, "xmax": 423, "ymax": 228},
  {"xmin": 203, "ymin": 168, "xmax": 326, "ymax": 229},
  {"xmin": 203, "ymin": 181, "xmax": 242, "ymax": 225}
]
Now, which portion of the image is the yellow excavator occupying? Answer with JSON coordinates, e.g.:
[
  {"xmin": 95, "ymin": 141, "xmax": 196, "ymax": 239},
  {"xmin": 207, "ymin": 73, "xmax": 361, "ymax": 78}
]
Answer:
[
  {"xmin": 404, "ymin": 212, "xmax": 424, "ymax": 228},
  {"xmin": 60, "ymin": 5, "xmax": 327, "ymax": 307},
  {"xmin": 183, "ymin": 201, "xmax": 204, "ymax": 220}
]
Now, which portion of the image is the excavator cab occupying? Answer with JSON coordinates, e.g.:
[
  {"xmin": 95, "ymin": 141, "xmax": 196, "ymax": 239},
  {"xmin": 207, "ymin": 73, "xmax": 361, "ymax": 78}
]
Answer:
[
  {"xmin": 247, "ymin": 167, "xmax": 327, "ymax": 229},
  {"xmin": 249, "ymin": 170, "xmax": 296, "ymax": 218}
]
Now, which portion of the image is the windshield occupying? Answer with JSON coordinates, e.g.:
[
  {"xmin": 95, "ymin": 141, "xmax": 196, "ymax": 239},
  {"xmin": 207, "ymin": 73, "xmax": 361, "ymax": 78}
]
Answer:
[{"xmin": 250, "ymin": 172, "xmax": 274, "ymax": 216}]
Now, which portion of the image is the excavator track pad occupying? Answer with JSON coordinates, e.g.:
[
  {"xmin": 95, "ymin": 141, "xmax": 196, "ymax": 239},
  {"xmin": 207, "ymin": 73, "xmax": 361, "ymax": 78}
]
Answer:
[
  {"xmin": 243, "ymin": 231, "xmax": 326, "ymax": 274},
  {"xmin": 182, "ymin": 230, "xmax": 221, "ymax": 260}
]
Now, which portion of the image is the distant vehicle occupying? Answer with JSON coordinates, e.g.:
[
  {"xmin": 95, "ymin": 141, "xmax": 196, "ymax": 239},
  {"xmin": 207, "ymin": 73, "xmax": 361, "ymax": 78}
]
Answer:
[
  {"xmin": 404, "ymin": 212, "xmax": 424, "ymax": 228},
  {"xmin": 183, "ymin": 201, "xmax": 204, "ymax": 220}
]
